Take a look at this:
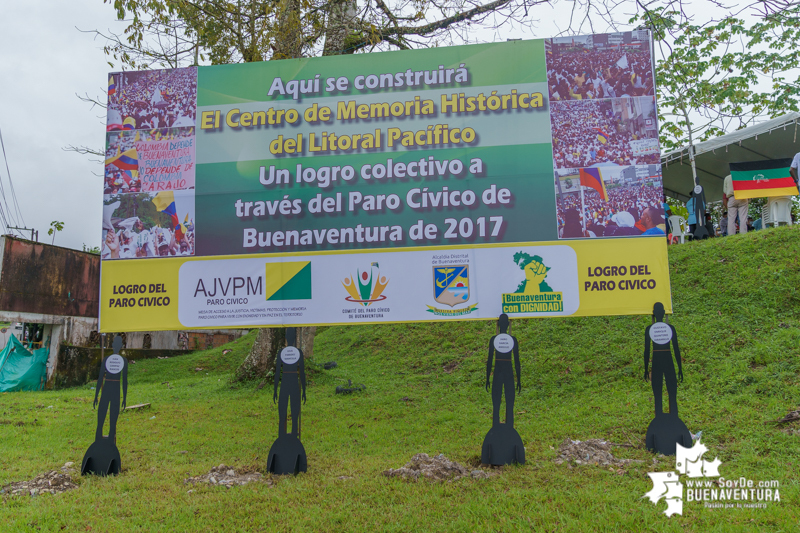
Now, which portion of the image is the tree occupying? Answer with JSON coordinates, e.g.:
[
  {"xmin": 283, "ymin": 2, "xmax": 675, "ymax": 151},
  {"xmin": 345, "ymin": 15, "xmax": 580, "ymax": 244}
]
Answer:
[
  {"xmin": 48, "ymin": 221, "xmax": 65, "ymax": 245},
  {"xmin": 636, "ymin": 7, "xmax": 800, "ymax": 185},
  {"xmin": 98, "ymin": 0, "xmax": 559, "ymax": 69}
]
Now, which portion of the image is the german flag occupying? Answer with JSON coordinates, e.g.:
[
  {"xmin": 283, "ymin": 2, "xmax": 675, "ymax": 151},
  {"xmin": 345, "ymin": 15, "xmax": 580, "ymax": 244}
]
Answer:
[{"xmin": 729, "ymin": 159, "xmax": 798, "ymax": 199}]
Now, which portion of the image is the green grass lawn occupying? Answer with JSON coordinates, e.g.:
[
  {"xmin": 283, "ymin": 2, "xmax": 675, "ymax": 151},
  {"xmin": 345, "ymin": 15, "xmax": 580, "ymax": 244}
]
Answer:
[{"xmin": 1, "ymin": 227, "xmax": 799, "ymax": 532}]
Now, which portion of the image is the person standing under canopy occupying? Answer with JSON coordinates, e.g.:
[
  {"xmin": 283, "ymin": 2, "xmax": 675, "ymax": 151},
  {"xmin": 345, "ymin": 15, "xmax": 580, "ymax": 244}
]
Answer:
[{"xmin": 723, "ymin": 174, "xmax": 748, "ymax": 235}]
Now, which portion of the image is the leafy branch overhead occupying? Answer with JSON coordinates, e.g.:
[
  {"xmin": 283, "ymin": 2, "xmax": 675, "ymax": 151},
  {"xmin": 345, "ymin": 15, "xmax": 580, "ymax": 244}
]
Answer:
[
  {"xmin": 100, "ymin": 0, "xmax": 559, "ymax": 68},
  {"xmin": 637, "ymin": 6, "xmax": 800, "ymax": 152}
]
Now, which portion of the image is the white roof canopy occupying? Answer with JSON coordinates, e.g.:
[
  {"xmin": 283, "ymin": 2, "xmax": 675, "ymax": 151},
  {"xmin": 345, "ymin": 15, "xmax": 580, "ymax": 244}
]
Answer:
[{"xmin": 661, "ymin": 112, "xmax": 800, "ymax": 202}]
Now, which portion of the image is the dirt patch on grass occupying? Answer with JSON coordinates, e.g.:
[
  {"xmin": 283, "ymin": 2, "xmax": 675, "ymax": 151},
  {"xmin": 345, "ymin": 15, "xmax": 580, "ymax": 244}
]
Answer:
[
  {"xmin": 184, "ymin": 464, "xmax": 273, "ymax": 489},
  {"xmin": 554, "ymin": 438, "xmax": 643, "ymax": 469},
  {"xmin": 1, "ymin": 463, "xmax": 78, "ymax": 496},
  {"xmin": 383, "ymin": 453, "xmax": 495, "ymax": 482},
  {"xmin": 442, "ymin": 360, "xmax": 461, "ymax": 373}
]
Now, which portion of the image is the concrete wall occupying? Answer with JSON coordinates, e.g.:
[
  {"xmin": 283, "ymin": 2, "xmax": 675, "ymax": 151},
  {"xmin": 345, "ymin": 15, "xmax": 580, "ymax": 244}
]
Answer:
[
  {"xmin": 0, "ymin": 323, "xmax": 22, "ymax": 346},
  {"xmin": 47, "ymin": 327, "xmax": 248, "ymax": 388},
  {"xmin": 124, "ymin": 329, "xmax": 247, "ymax": 350},
  {"xmin": 0, "ymin": 236, "xmax": 100, "ymax": 318},
  {"xmin": 54, "ymin": 346, "xmax": 193, "ymax": 389},
  {"xmin": 126, "ymin": 331, "xmax": 180, "ymax": 350}
]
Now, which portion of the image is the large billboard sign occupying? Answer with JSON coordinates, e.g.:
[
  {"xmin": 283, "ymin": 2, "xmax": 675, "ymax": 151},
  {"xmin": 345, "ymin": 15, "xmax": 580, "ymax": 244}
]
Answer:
[{"xmin": 101, "ymin": 31, "xmax": 670, "ymax": 332}]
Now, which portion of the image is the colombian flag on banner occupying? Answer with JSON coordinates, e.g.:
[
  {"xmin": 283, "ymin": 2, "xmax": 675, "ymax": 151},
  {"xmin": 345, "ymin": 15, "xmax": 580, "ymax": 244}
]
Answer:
[
  {"xmin": 152, "ymin": 191, "xmax": 185, "ymax": 240},
  {"xmin": 729, "ymin": 159, "xmax": 798, "ymax": 199},
  {"xmin": 106, "ymin": 148, "xmax": 139, "ymax": 171},
  {"xmin": 122, "ymin": 169, "xmax": 138, "ymax": 184},
  {"xmin": 108, "ymin": 76, "xmax": 116, "ymax": 96},
  {"xmin": 579, "ymin": 167, "xmax": 609, "ymax": 201},
  {"xmin": 594, "ymin": 128, "xmax": 609, "ymax": 144}
]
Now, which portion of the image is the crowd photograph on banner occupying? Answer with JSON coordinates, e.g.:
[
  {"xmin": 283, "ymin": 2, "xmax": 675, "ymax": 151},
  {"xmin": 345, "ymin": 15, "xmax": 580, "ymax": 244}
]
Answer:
[
  {"xmin": 101, "ymin": 190, "xmax": 195, "ymax": 260},
  {"xmin": 554, "ymin": 165, "xmax": 666, "ymax": 238},
  {"xmin": 550, "ymin": 97, "xmax": 660, "ymax": 169},
  {"xmin": 106, "ymin": 67, "xmax": 197, "ymax": 131},
  {"xmin": 545, "ymin": 31, "xmax": 654, "ymax": 101},
  {"xmin": 103, "ymin": 168, "xmax": 142, "ymax": 195}
]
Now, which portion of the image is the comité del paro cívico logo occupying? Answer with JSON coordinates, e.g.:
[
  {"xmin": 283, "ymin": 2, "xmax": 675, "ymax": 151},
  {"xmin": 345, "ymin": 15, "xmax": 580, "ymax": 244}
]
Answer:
[{"xmin": 342, "ymin": 262, "xmax": 389, "ymax": 306}]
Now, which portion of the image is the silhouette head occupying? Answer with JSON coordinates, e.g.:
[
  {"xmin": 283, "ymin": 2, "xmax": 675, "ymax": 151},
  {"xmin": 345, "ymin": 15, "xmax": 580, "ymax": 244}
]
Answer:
[
  {"xmin": 653, "ymin": 302, "xmax": 665, "ymax": 322},
  {"xmin": 498, "ymin": 314, "xmax": 510, "ymax": 333},
  {"xmin": 112, "ymin": 335, "xmax": 123, "ymax": 354},
  {"xmin": 286, "ymin": 327, "xmax": 297, "ymax": 347}
]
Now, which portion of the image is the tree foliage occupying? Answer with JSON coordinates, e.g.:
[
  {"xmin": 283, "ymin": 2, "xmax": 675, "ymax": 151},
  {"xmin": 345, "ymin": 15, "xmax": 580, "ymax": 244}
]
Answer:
[
  {"xmin": 83, "ymin": 244, "xmax": 102, "ymax": 254},
  {"xmin": 636, "ymin": 6, "xmax": 800, "ymax": 152},
  {"xmin": 48, "ymin": 220, "xmax": 65, "ymax": 245},
  {"xmin": 99, "ymin": 0, "xmax": 558, "ymax": 68},
  {"xmin": 105, "ymin": 192, "xmax": 172, "ymax": 228}
]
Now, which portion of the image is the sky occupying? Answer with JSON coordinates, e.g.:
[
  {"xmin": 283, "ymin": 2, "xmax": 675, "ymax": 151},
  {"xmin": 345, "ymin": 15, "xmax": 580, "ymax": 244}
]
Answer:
[
  {"xmin": 0, "ymin": 0, "xmax": 764, "ymax": 251},
  {"xmin": 0, "ymin": 0, "xmax": 121, "ymax": 250}
]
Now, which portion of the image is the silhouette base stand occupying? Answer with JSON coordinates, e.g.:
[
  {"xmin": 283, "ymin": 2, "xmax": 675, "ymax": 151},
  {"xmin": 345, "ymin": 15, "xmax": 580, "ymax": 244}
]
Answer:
[
  {"xmin": 81, "ymin": 439, "xmax": 122, "ymax": 476},
  {"xmin": 481, "ymin": 425, "xmax": 525, "ymax": 466},
  {"xmin": 643, "ymin": 303, "xmax": 692, "ymax": 456},
  {"xmin": 646, "ymin": 415, "xmax": 692, "ymax": 456},
  {"xmin": 267, "ymin": 328, "xmax": 308, "ymax": 475},
  {"xmin": 481, "ymin": 314, "xmax": 526, "ymax": 466},
  {"xmin": 82, "ymin": 335, "xmax": 128, "ymax": 476},
  {"xmin": 267, "ymin": 433, "xmax": 307, "ymax": 475}
]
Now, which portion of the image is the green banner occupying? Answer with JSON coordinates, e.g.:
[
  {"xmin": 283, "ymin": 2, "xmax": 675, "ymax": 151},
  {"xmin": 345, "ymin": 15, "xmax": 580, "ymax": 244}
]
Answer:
[{"xmin": 193, "ymin": 40, "xmax": 553, "ymax": 255}]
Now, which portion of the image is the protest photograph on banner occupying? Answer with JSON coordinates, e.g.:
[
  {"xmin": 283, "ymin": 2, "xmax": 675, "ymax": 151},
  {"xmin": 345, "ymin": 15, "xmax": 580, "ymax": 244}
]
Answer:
[
  {"xmin": 550, "ymin": 96, "xmax": 660, "ymax": 169},
  {"xmin": 106, "ymin": 67, "xmax": 197, "ymax": 131},
  {"xmin": 104, "ymin": 127, "xmax": 196, "ymax": 194},
  {"xmin": 98, "ymin": 36, "xmax": 671, "ymax": 331},
  {"xmin": 103, "ymin": 167, "xmax": 142, "ymax": 195},
  {"xmin": 545, "ymin": 31, "xmax": 654, "ymax": 101},
  {"xmin": 554, "ymin": 165, "xmax": 665, "ymax": 239},
  {"xmin": 101, "ymin": 190, "xmax": 195, "ymax": 260}
]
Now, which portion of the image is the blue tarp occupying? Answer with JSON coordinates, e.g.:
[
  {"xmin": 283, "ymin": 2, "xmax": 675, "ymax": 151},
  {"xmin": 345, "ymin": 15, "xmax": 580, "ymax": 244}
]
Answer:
[{"xmin": 0, "ymin": 334, "xmax": 47, "ymax": 392}]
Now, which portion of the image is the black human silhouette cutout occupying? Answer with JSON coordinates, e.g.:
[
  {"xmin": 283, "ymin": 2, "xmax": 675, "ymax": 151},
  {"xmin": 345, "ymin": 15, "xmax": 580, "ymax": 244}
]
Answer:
[
  {"xmin": 691, "ymin": 186, "xmax": 709, "ymax": 239},
  {"xmin": 267, "ymin": 327, "xmax": 308, "ymax": 475},
  {"xmin": 481, "ymin": 314, "xmax": 525, "ymax": 465},
  {"xmin": 275, "ymin": 328, "xmax": 306, "ymax": 436},
  {"xmin": 487, "ymin": 314, "xmax": 521, "ymax": 427},
  {"xmin": 82, "ymin": 335, "xmax": 128, "ymax": 475},
  {"xmin": 643, "ymin": 303, "xmax": 692, "ymax": 455}
]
